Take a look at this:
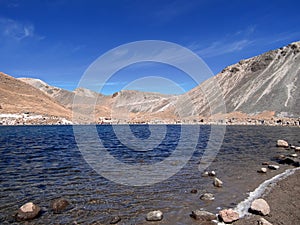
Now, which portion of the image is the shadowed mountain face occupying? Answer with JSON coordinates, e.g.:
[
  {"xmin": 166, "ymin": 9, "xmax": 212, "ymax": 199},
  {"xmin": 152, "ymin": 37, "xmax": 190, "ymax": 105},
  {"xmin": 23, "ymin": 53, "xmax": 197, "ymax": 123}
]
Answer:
[{"xmin": 7, "ymin": 40, "xmax": 300, "ymax": 122}]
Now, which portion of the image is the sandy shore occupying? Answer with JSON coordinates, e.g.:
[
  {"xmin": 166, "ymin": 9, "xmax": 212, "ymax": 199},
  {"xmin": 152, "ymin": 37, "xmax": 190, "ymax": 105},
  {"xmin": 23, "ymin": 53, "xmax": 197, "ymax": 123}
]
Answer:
[{"xmin": 233, "ymin": 169, "xmax": 300, "ymax": 225}]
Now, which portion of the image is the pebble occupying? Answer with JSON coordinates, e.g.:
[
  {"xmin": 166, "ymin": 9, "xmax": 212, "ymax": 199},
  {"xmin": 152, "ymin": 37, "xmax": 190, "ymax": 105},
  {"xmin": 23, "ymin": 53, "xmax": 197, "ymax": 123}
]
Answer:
[
  {"xmin": 200, "ymin": 193, "xmax": 215, "ymax": 201},
  {"xmin": 146, "ymin": 210, "xmax": 163, "ymax": 221},
  {"xmin": 268, "ymin": 164, "xmax": 280, "ymax": 170},
  {"xmin": 16, "ymin": 202, "xmax": 41, "ymax": 221},
  {"xmin": 110, "ymin": 216, "xmax": 121, "ymax": 224},
  {"xmin": 257, "ymin": 167, "xmax": 267, "ymax": 173},
  {"xmin": 276, "ymin": 139, "xmax": 289, "ymax": 147},
  {"xmin": 218, "ymin": 209, "xmax": 239, "ymax": 223},
  {"xmin": 250, "ymin": 198, "xmax": 270, "ymax": 216},
  {"xmin": 258, "ymin": 217, "xmax": 273, "ymax": 225},
  {"xmin": 51, "ymin": 198, "xmax": 70, "ymax": 213},
  {"xmin": 213, "ymin": 178, "xmax": 223, "ymax": 187}
]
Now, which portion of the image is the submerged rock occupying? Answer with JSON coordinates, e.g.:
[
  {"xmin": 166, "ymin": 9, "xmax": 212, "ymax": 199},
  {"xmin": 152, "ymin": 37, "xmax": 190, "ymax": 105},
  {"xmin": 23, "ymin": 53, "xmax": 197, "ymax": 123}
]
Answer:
[
  {"xmin": 190, "ymin": 189, "xmax": 198, "ymax": 194},
  {"xmin": 190, "ymin": 210, "xmax": 216, "ymax": 221},
  {"xmin": 146, "ymin": 210, "xmax": 163, "ymax": 221},
  {"xmin": 213, "ymin": 178, "xmax": 223, "ymax": 187},
  {"xmin": 276, "ymin": 140, "xmax": 289, "ymax": 147},
  {"xmin": 200, "ymin": 193, "xmax": 215, "ymax": 201},
  {"xmin": 295, "ymin": 146, "xmax": 300, "ymax": 151},
  {"xmin": 16, "ymin": 202, "xmax": 41, "ymax": 221},
  {"xmin": 218, "ymin": 209, "xmax": 239, "ymax": 223},
  {"xmin": 51, "ymin": 198, "xmax": 70, "ymax": 213},
  {"xmin": 250, "ymin": 198, "xmax": 270, "ymax": 216},
  {"xmin": 110, "ymin": 216, "xmax": 121, "ymax": 224}
]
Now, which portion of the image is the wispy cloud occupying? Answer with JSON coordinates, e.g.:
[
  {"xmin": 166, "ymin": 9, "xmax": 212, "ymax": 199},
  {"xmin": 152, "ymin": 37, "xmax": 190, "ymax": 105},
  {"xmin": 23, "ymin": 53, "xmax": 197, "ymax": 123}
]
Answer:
[{"xmin": 0, "ymin": 17, "xmax": 44, "ymax": 41}]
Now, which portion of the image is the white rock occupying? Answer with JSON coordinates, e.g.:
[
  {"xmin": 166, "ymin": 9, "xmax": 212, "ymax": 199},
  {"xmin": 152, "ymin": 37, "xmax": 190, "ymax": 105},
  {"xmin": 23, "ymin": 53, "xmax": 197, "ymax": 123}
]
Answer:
[
  {"xmin": 250, "ymin": 198, "xmax": 270, "ymax": 216},
  {"xmin": 276, "ymin": 139, "xmax": 289, "ymax": 147},
  {"xmin": 213, "ymin": 178, "xmax": 223, "ymax": 187},
  {"xmin": 200, "ymin": 193, "xmax": 215, "ymax": 201},
  {"xmin": 268, "ymin": 164, "xmax": 279, "ymax": 170},
  {"xmin": 295, "ymin": 146, "xmax": 300, "ymax": 151},
  {"xmin": 258, "ymin": 168, "xmax": 267, "ymax": 173},
  {"xmin": 209, "ymin": 171, "xmax": 216, "ymax": 176},
  {"xmin": 289, "ymin": 153, "xmax": 298, "ymax": 158},
  {"xmin": 146, "ymin": 210, "xmax": 163, "ymax": 221}
]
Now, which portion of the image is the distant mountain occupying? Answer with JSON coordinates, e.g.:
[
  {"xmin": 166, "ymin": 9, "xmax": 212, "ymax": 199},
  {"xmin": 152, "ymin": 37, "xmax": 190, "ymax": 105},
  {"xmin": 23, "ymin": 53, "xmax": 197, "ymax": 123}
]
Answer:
[
  {"xmin": 0, "ymin": 72, "xmax": 71, "ymax": 118},
  {"xmin": 3, "ymin": 40, "xmax": 299, "ymax": 124}
]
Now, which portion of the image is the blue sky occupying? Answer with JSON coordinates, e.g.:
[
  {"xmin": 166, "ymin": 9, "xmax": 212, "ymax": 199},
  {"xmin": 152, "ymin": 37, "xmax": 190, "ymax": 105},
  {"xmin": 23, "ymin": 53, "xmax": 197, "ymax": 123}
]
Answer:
[{"xmin": 0, "ymin": 0, "xmax": 299, "ymax": 95}]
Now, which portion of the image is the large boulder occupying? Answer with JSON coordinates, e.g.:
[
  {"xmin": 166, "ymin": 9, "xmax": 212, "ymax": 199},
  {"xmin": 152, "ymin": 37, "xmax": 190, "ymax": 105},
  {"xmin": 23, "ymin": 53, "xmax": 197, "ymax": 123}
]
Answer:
[
  {"xmin": 146, "ymin": 210, "xmax": 163, "ymax": 221},
  {"xmin": 276, "ymin": 140, "xmax": 289, "ymax": 147},
  {"xmin": 190, "ymin": 210, "xmax": 216, "ymax": 221},
  {"xmin": 218, "ymin": 209, "xmax": 239, "ymax": 223},
  {"xmin": 250, "ymin": 198, "xmax": 270, "ymax": 216},
  {"xmin": 16, "ymin": 202, "xmax": 41, "ymax": 221},
  {"xmin": 51, "ymin": 198, "xmax": 70, "ymax": 213}
]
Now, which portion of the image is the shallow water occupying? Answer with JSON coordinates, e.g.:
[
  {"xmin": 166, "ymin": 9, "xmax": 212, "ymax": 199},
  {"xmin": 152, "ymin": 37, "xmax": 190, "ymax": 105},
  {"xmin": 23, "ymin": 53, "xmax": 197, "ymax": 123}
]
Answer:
[{"xmin": 0, "ymin": 125, "xmax": 299, "ymax": 224}]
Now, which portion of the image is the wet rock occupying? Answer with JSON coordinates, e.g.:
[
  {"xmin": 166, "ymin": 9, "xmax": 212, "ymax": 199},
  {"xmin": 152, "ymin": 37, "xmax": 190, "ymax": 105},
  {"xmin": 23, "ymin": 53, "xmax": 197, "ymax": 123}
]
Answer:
[
  {"xmin": 16, "ymin": 202, "xmax": 41, "ymax": 221},
  {"xmin": 146, "ymin": 210, "xmax": 163, "ymax": 221},
  {"xmin": 213, "ymin": 178, "xmax": 223, "ymax": 187},
  {"xmin": 290, "ymin": 145, "xmax": 296, "ymax": 149},
  {"xmin": 295, "ymin": 146, "xmax": 300, "ymax": 151},
  {"xmin": 202, "ymin": 171, "xmax": 209, "ymax": 177},
  {"xmin": 200, "ymin": 193, "xmax": 215, "ymax": 201},
  {"xmin": 190, "ymin": 210, "xmax": 216, "ymax": 221},
  {"xmin": 268, "ymin": 164, "xmax": 279, "ymax": 170},
  {"xmin": 110, "ymin": 216, "xmax": 121, "ymax": 224},
  {"xmin": 289, "ymin": 153, "xmax": 298, "ymax": 157},
  {"xmin": 276, "ymin": 140, "xmax": 289, "ymax": 147},
  {"xmin": 258, "ymin": 217, "xmax": 273, "ymax": 225},
  {"xmin": 190, "ymin": 189, "xmax": 198, "ymax": 194},
  {"xmin": 250, "ymin": 198, "xmax": 270, "ymax": 216},
  {"xmin": 218, "ymin": 209, "xmax": 239, "ymax": 223},
  {"xmin": 51, "ymin": 198, "xmax": 70, "ymax": 213},
  {"xmin": 208, "ymin": 171, "xmax": 216, "ymax": 176},
  {"xmin": 257, "ymin": 168, "xmax": 267, "ymax": 173}
]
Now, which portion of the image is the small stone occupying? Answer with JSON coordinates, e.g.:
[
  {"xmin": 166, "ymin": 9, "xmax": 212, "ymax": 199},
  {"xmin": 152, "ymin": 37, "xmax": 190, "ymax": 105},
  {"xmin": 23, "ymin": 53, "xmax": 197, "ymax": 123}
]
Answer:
[
  {"xmin": 110, "ymin": 216, "xmax": 121, "ymax": 224},
  {"xmin": 213, "ymin": 178, "xmax": 223, "ymax": 187},
  {"xmin": 209, "ymin": 171, "xmax": 216, "ymax": 176},
  {"xmin": 51, "ymin": 198, "xmax": 69, "ymax": 213},
  {"xmin": 202, "ymin": 171, "xmax": 209, "ymax": 177},
  {"xmin": 268, "ymin": 164, "xmax": 279, "ymax": 170},
  {"xmin": 200, "ymin": 193, "xmax": 215, "ymax": 201},
  {"xmin": 289, "ymin": 153, "xmax": 298, "ymax": 157},
  {"xmin": 218, "ymin": 209, "xmax": 239, "ymax": 223},
  {"xmin": 146, "ymin": 210, "xmax": 163, "ymax": 221},
  {"xmin": 190, "ymin": 210, "xmax": 216, "ymax": 221},
  {"xmin": 295, "ymin": 147, "xmax": 300, "ymax": 151},
  {"xmin": 258, "ymin": 217, "xmax": 273, "ymax": 225},
  {"xmin": 276, "ymin": 139, "xmax": 289, "ymax": 147},
  {"xmin": 257, "ymin": 168, "xmax": 267, "ymax": 173},
  {"xmin": 190, "ymin": 189, "xmax": 198, "ymax": 194},
  {"xmin": 16, "ymin": 202, "xmax": 41, "ymax": 221},
  {"xmin": 262, "ymin": 162, "xmax": 269, "ymax": 165},
  {"xmin": 290, "ymin": 145, "xmax": 296, "ymax": 149},
  {"xmin": 250, "ymin": 198, "xmax": 270, "ymax": 216}
]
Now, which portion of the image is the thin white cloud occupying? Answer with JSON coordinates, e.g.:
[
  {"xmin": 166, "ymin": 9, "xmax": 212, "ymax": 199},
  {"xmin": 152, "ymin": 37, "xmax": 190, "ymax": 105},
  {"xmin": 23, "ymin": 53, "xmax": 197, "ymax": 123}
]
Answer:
[
  {"xmin": 0, "ymin": 17, "xmax": 44, "ymax": 41},
  {"xmin": 194, "ymin": 39, "xmax": 254, "ymax": 58}
]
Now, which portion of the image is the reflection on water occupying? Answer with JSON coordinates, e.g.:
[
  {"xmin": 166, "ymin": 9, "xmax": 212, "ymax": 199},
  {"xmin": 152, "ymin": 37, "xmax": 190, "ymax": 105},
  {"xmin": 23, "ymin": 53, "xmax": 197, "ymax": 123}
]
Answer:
[{"xmin": 0, "ymin": 125, "xmax": 299, "ymax": 224}]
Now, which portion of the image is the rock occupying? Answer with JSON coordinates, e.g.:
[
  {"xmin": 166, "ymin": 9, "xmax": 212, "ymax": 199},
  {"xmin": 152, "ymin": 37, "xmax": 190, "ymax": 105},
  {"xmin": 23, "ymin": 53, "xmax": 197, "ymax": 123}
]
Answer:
[
  {"xmin": 213, "ymin": 178, "xmax": 223, "ymax": 187},
  {"xmin": 190, "ymin": 210, "xmax": 216, "ymax": 221},
  {"xmin": 258, "ymin": 217, "xmax": 273, "ymax": 225},
  {"xmin": 289, "ymin": 153, "xmax": 298, "ymax": 157},
  {"xmin": 276, "ymin": 139, "xmax": 289, "ymax": 147},
  {"xmin": 110, "ymin": 216, "xmax": 121, "ymax": 224},
  {"xmin": 51, "ymin": 198, "xmax": 69, "ymax": 213},
  {"xmin": 209, "ymin": 171, "xmax": 216, "ymax": 176},
  {"xmin": 218, "ymin": 209, "xmax": 239, "ymax": 223},
  {"xmin": 200, "ymin": 193, "xmax": 215, "ymax": 201},
  {"xmin": 250, "ymin": 198, "xmax": 270, "ymax": 216},
  {"xmin": 279, "ymin": 157, "xmax": 295, "ymax": 165},
  {"xmin": 290, "ymin": 145, "xmax": 296, "ymax": 149},
  {"xmin": 262, "ymin": 162, "xmax": 269, "ymax": 165},
  {"xmin": 295, "ymin": 146, "xmax": 300, "ymax": 151},
  {"xmin": 268, "ymin": 164, "xmax": 279, "ymax": 170},
  {"xmin": 257, "ymin": 168, "xmax": 267, "ymax": 173},
  {"xmin": 146, "ymin": 210, "xmax": 163, "ymax": 221},
  {"xmin": 16, "ymin": 202, "xmax": 41, "ymax": 221},
  {"xmin": 190, "ymin": 189, "xmax": 198, "ymax": 194},
  {"xmin": 202, "ymin": 171, "xmax": 209, "ymax": 177}
]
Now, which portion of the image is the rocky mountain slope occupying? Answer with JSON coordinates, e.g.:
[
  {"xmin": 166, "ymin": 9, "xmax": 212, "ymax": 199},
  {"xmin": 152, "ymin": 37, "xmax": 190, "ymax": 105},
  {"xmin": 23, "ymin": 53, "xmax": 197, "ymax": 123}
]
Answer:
[
  {"xmin": 182, "ymin": 41, "xmax": 300, "ymax": 117},
  {"xmin": 3, "ymin": 40, "xmax": 299, "ymax": 124},
  {"xmin": 0, "ymin": 72, "xmax": 71, "ymax": 119}
]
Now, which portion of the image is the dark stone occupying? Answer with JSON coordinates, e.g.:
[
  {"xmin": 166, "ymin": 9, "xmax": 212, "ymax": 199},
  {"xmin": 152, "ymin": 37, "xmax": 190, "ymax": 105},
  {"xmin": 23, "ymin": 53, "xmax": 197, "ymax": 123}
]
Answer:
[
  {"xmin": 190, "ymin": 189, "xmax": 198, "ymax": 194},
  {"xmin": 110, "ymin": 216, "xmax": 121, "ymax": 224},
  {"xmin": 51, "ymin": 198, "xmax": 70, "ymax": 213}
]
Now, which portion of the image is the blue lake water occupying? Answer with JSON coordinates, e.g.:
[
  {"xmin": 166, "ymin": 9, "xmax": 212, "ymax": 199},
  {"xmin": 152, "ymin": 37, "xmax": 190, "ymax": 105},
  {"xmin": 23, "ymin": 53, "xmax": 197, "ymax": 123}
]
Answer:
[{"xmin": 0, "ymin": 125, "xmax": 299, "ymax": 224}]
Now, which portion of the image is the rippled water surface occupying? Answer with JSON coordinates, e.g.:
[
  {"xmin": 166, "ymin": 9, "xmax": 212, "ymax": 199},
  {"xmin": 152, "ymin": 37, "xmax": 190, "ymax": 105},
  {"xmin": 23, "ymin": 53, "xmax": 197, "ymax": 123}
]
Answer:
[{"xmin": 0, "ymin": 125, "xmax": 299, "ymax": 224}]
